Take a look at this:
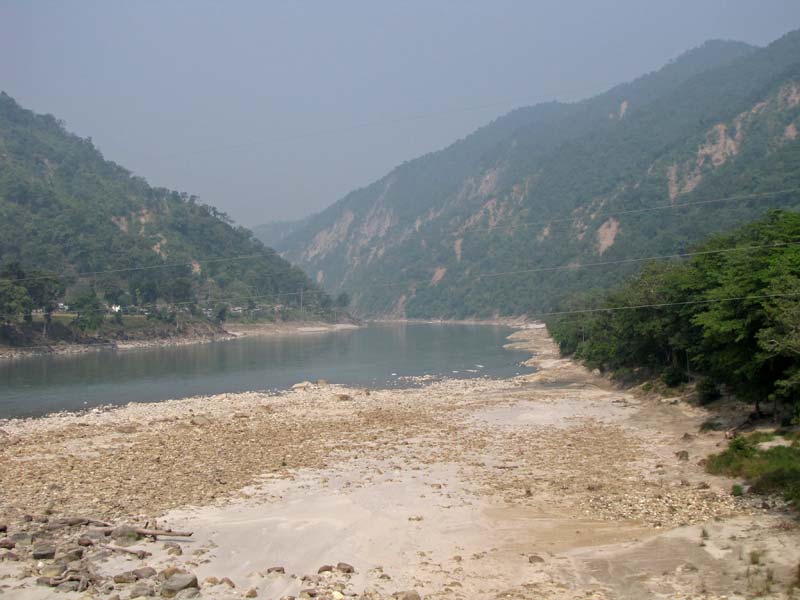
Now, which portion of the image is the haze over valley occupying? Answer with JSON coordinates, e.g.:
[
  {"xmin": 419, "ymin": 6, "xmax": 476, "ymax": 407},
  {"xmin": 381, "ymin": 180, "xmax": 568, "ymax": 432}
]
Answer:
[{"xmin": 1, "ymin": 4, "xmax": 800, "ymax": 600}]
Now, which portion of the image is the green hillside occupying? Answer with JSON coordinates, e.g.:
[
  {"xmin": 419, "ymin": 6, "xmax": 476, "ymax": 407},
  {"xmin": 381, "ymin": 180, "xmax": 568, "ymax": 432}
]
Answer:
[
  {"xmin": 268, "ymin": 32, "xmax": 800, "ymax": 318},
  {"xmin": 0, "ymin": 93, "xmax": 334, "ymax": 340}
]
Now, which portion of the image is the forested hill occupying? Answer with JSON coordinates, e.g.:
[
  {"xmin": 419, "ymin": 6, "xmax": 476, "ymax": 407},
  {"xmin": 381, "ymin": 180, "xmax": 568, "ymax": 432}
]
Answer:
[
  {"xmin": 266, "ymin": 31, "xmax": 800, "ymax": 318},
  {"xmin": 0, "ymin": 93, "xmax": 333, "ymax": 321}
]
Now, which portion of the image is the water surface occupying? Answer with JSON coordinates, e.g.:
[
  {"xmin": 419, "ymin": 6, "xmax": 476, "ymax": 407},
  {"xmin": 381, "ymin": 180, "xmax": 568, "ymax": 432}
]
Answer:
[{"xmin": 0, "ymin": 323, "xmax": 530, "ymax": 419}]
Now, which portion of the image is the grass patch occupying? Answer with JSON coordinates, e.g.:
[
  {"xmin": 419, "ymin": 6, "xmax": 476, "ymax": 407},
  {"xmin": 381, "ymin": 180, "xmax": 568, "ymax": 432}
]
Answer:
[{"xmin": 707, "ymin": 433, "xmax": 800, "ymax": 506}]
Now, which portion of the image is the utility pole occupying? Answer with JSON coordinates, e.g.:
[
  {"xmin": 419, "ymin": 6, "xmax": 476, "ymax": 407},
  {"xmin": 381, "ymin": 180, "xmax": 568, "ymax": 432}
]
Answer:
[{"xmin": 299, "ymin": 288, "xmax": 304, "ymax": 316}]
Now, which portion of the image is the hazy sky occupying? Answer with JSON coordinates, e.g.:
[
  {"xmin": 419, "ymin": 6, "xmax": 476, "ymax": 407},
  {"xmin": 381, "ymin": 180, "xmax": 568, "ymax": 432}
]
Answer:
[{"xmin": 2, "ymin": 1, "xmax": 799, "ymax": 225}]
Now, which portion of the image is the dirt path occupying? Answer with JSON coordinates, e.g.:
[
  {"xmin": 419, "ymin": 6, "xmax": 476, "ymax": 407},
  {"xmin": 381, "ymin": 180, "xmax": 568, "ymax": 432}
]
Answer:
[{"xmin": 0, "ymin": 327, "xmax": 798, "ymax": 599}]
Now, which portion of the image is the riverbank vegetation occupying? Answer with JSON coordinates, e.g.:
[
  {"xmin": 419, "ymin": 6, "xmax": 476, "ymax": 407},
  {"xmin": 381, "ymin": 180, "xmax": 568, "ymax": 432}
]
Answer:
[
  {"xmin": 706, "ymin": 431, "xmax": 800, "ymax": 506},
  {"xmin": 548, "ymin": 210, "xmax": 800, "ymax": 421},
  {"xmin": 548, "ymin": 210, "xmax": 800, "ymax": 505}
]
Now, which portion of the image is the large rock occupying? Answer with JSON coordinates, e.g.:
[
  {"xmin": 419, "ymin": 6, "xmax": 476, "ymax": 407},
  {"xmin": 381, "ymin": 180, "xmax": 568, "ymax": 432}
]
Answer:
[
  {"xmin": 394, "ymin": 592, "xmax": 421, "ymax": 600},
  {"xmin": 32, "ymin": 544, "xmax": 56, "ymax": 559},
  {"xmin": 131, "ymin": 580, "xmax": 155, "ymax": 597},
  {"xmin": 114, "ymin": 571, "xmax": 139, "ymax": 584},
  {"xmin": 133, "ymin": 566, "xmax": 157, "ymax": 579},
  {"xmin": 336, "ymin": 562, "xmax": 354, "ymax": 574},
  {"xmin": 111, "ymin": 525, "xmax": 142, "ymax": 544},
  {"xmin": 58, "ymin": 547, "xmax": 84, "ymax": 562},
  {"xmin": 161, "ymin": 572, "xmax": 199, "ymax": 598},
  {"xmin": 0, "ymin": 538, "xmax": 14, "ymax": 550},
  {"xmin": 40, "ymin": 564, "xmax": 66, "ymax": 578}
]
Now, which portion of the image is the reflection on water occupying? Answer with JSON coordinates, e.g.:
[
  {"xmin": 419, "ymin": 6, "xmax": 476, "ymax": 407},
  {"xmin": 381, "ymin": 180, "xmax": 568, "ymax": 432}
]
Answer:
[{"xmin": 0, "ymin": 323, "xmax": 531, "ymax": 419}]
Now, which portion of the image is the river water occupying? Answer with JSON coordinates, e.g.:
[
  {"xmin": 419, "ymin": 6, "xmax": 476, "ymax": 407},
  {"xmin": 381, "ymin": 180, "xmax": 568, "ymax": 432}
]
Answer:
[{"xmin": 0, "ymin": 323, "xmax": 531, "ymax": 419}]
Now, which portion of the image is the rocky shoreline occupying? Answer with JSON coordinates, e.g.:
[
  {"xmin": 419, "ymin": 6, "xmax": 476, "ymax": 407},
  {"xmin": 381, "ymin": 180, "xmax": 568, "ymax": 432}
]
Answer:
[
  {"xmin": 0, "ymin": 327, "xmax": 798, "ymax": 599},
  {"xmin": 0, "ymin": 321, "xmax": 359, "ymax": 362}
]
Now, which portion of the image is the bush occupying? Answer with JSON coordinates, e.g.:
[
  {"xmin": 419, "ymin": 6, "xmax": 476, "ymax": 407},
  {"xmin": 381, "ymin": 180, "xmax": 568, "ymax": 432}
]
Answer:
[
  {"xmin": 708, "ymin": 434, "xmax": 800, "ymax": 506},
  {"xmin": 696, "ymin": 377, "xmax": 721, "ymax": 405},
  {"xmin": 661, "ymin": 365, "xmax": 688, "ymax": 388}
]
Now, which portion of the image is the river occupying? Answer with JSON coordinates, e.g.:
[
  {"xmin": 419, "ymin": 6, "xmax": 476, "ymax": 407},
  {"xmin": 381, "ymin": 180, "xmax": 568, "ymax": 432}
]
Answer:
[{"xmin": 0, "ymin": 323, "xmax": 531, "ymax": 419}]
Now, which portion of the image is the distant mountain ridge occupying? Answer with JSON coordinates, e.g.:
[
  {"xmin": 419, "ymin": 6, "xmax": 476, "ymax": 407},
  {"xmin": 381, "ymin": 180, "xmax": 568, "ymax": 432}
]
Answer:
[{"xmin": 260, "ymin": 31, "xmax": 800, "ymax": 318}]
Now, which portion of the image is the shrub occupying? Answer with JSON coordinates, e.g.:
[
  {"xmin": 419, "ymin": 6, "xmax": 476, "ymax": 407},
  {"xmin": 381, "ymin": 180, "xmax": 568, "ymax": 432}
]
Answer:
[
  {"xmin": 708, "ymin": 435, "xmax": 800, "ymax": 506},
  {"xmin": 661, "ymin": 365, "xmax": 688, "ymax": 388},
  {"xmin": 696, "ymin": 377, "xmax": 721, "ymax": 404}
]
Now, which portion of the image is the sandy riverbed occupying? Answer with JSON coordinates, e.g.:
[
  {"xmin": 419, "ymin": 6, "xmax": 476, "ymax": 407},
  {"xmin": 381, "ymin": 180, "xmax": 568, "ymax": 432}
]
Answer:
[{"xmin": 0, "ymin": 327, "xmax": 798, "ymax": 599}]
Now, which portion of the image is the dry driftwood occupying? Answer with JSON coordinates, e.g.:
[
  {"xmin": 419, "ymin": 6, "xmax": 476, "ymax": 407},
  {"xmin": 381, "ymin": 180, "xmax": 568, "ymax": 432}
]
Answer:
[
  {"xmin": 100, "ymin": 544, "xmax": 152, "ymax": 559},
  {"xmin": 96, "ymin": 526, "xmax": 193, "ymax": 537}
]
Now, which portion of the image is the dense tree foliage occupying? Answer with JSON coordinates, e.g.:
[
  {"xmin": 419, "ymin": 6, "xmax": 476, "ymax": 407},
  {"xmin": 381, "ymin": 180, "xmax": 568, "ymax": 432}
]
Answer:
[
  {"xmin": 0, "ymin": 92, "xmax": 336, "ymax": 339},
  {"xmin": 548, "ymin": 210, "xmax": 800, "ymax": 420}
]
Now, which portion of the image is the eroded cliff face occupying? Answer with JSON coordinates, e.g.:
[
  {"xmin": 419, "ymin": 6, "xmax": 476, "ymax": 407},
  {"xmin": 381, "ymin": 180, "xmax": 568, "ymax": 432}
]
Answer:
[{"xmin": 270, "ymin": 35, "xmax": 800, "ymax": 318}]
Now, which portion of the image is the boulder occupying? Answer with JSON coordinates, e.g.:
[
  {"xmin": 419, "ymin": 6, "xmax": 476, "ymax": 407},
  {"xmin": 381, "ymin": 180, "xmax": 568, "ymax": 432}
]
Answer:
[
  {"xmin": 40, "ymin": 564, "xmax": 66, "ymax": 578},
  {"xmin": 266, "ymin": 566, "xmax": 285, "ymax": 574},
  {"xmin": 133, "ymin": 567, "xmax": 157, "ymax": 579},
  {"xmin": 57, "ymin": 581, "xmax": 81, "ymax": 592},
  {"xmin": 0, "ymin": 538, "xmax": 14, "ymax": 550},
  {"xmin": 394, "ymin": 592, "xmax": 421, "ymax": 600},
  {"xmin": 10, "ymin": 532, "xmax": 31, "ymax": 546},
  {"xmin": 130, "ymin": 580, "xmax": 155, "ymax": 597},
  {"xmin": 114, "ymin": 571, "xmax": 139, "ymax": 584},
  {"xmin": 58, "ymin": 547, "xmax": 84, "ymax": 562},
  {"xmin": 317, "ymin": 564, "xmax": 334, "ymax": 573},
  {"xmin": 528, "ymin": 554, "xmax": 545, "ymax": 564},
  {"xmin": 336, "ymin": 562, "xmax": 354, "ymax": 574},
  {"xmin": 675, "ymin": 450, "xmax": 689, "ymax": 462},
  {"xmin": 32, "ymin": 544, "xmax": 56, "ymax": 560},
  {"xmin": 164, "ymin": 541, "xmax": 183, "ymax": 556},
  {"xmin": 245, "ymin": 588, "xmax": 258, "ymax": 598},
  {"xmin": 111, "ymin": 525, "xmax": 142, "ymax": 544},
  {"xmin": 160, "ymin": 572, "xmax": 199, "ymax": 598}
]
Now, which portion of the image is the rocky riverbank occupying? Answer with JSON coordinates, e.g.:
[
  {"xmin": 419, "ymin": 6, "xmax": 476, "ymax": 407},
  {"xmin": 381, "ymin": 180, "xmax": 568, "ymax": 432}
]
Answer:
[
  {"xmin": 0, "ymin": 321, "xmax": 359, "ymax": 361},
  {"xmin": 0, "ymin": 327, "xmax": 797, "ymax": 599}
]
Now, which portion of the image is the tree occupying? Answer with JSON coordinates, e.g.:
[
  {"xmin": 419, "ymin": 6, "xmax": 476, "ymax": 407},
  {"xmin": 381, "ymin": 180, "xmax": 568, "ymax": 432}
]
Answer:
[
  {"xmin": 214, "ymin": 304, "xmax": 228, "ymax": 324},
  {"xmin": 0, "ymin": 280, "xmax": 31, "ymax": 324},
  {"xmin": 25, "ymin": 275, "xmax": 64, "ymax": 338},
  {"xmin": 70, "ymin": 292, "xmax": 104, "ymax": 331},
  {"xmin": 335, "ymin": 292, "xmax": 351, "ymax": 308}
]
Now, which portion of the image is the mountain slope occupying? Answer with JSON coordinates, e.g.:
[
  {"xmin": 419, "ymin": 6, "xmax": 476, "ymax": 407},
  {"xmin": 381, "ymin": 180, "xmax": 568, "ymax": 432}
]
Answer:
[
  {"xmin": 0, "ymin": 93, "xmax": 331, "ymax": 318},
  {"xmin": 272, "ymin": 32, "xmax": 800, "ymax": 318}
]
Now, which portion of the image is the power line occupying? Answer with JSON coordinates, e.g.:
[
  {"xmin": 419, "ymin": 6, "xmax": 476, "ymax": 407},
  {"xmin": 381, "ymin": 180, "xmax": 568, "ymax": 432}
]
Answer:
[
  {"xmin": 342, "ymin": 238, "xmax": 800, "ymax": 291},
  {"xmin": 1, "ymin": 254, "xmax": 265, "ymax": 284},
  {"xmin": 530, "ymin": 291, "xmax": 800, "ymax": 319},
  {"xmin": 3, "ymin": 236, "xmax": 798, "ymax": 320},
  {"xmin": 8, "ymin": 291, "xmax": 800, "ymax": 352},
  {"xmin": 3, "ymin": 187, "xmax": 796, "ymax": 285},
  {"xmin": 476, "ymin": 239, "xmax": 800, "ymax": 280}
]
